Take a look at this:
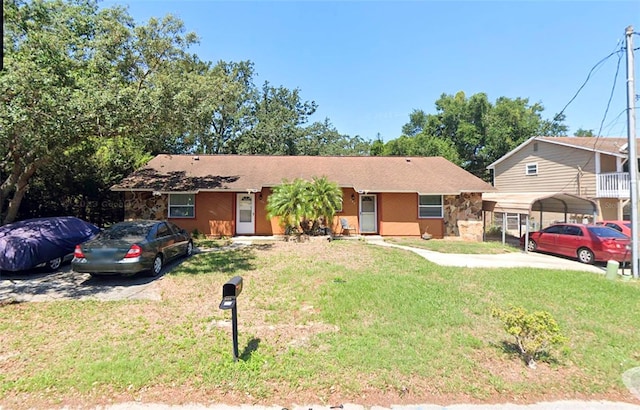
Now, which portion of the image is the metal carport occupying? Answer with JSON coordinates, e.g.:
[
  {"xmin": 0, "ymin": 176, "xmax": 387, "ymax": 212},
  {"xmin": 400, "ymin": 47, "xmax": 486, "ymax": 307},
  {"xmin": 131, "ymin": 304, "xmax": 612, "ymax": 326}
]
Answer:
[{"xmin": 482, "ymin": 192, "xmax": 599, "ymax": 247}]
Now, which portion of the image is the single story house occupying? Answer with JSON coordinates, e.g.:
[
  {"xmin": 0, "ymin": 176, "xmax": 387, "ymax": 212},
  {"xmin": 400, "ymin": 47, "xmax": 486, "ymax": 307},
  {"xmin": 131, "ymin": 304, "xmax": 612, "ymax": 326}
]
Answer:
[{"xmin": 111, "ymin": 155, "xmax": 495, "ymax": 240}]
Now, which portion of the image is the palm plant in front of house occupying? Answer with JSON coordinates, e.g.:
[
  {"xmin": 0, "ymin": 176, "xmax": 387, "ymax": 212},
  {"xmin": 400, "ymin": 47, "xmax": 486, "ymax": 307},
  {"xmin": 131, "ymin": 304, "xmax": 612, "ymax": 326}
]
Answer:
[
  {"xmin": 266, "ymin": 179, "xmax": 310, "ymax": 235},
  {"xmin": 306, "ymin": 176, "xmax": 343, "ymax": 234},
  {"xmin": 266, "ymin": 177, "xmax": 343, "ymax": 236}
]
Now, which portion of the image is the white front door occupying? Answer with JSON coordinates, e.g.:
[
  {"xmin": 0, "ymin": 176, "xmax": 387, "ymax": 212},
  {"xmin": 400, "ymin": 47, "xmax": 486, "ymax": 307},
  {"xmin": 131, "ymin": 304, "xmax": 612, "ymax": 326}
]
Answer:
[
  {"xmin": 236, "ymin": 193, "xmax": 255, "ymax": 235},
  {"xmin": 359, "ymin": 195, "xmax": 377, "ymax": 233}
]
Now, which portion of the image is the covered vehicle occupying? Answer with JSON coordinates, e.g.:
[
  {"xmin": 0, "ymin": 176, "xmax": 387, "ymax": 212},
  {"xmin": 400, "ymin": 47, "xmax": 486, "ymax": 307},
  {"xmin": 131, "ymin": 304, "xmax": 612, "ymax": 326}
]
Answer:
[
  {"xmin": 72, "ymin": 220, "xmax": 193, "ymax": 277},
  {"xmin": 520, "ymin": 223, "xmax": 631, "ymax": 264},
  {"xmin": 0, "ymin": 216, "xmax": 100, "ymax": 272}
]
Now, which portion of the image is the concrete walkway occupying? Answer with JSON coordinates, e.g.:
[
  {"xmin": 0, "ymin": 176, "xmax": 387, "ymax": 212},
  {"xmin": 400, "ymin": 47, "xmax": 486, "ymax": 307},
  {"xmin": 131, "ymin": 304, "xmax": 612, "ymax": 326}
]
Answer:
[{"xmin": 365, "ymin": 239, "xmax": 607, "ymax": 274}]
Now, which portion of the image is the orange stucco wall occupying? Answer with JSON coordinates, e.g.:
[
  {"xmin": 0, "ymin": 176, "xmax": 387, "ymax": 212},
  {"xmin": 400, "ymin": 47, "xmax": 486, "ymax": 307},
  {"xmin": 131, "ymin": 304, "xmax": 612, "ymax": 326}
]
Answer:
[
  {"xmin": 168, "ymin": 191, "xmax": 235, "ymax": 237},
  {"xmin": 125, "ymin": 189, "xmax": 476, "ymax": 239},
  {"xmin": 256, "ymin": 188, "xmax": 278, "ymax": 235},
  {"xmin": 335, "ymin": 188, "xmax": 359, "ymax": 233},
  {"xmin": 255, "ymin": 188, "xmax": 358, "ymax": 235},
  {"xmin": 377, "ymin": 192, "xmax": 444, "ymax": 238}
]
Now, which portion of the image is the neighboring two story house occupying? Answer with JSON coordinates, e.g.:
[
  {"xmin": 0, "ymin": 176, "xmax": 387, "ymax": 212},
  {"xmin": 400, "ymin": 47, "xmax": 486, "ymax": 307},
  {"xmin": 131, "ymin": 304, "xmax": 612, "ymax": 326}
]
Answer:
[{"xmin": 485, "ymin": 136, "xmax": 635, "ymax": 235}]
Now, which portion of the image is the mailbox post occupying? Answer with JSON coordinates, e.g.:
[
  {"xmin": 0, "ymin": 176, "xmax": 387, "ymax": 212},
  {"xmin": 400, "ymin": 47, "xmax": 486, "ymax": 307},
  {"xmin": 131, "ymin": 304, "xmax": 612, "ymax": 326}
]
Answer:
[{"xmin": 219, "ymin": 276, "xmax": 243, "ymax": 361}]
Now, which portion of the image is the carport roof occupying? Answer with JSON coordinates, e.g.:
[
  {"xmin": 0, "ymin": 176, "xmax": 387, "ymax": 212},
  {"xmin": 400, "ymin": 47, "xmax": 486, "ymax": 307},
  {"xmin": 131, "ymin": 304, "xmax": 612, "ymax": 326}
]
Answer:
[{"xmin": 482, "ymin": 192, "xmax": 598, "ymax": 215}]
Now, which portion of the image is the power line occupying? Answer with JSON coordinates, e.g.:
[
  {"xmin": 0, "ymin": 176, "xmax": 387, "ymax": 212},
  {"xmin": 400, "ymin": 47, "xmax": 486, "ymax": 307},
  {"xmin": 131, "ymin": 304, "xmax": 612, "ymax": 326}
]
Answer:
[
  {"xmin": 555, "ymin": 45, "xmax": 627, "ymax": 194},
  {"xmin": 595, "ymin": 51, "xmax": 623, "ymax": 137},
  {"xmin": 553, "ymin": 49, "xmax": 623, "ymax": 123},
  {"xmin": 601, "ymin": 108, "xmax": 632, "ymax": 136}
]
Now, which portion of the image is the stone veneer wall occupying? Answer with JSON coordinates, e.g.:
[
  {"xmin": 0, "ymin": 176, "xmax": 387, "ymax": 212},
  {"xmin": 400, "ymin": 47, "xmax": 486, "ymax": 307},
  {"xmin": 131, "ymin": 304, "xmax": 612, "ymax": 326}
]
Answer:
[
  {"xmin": 443, "ymin": 193, "xmax": 484, "ymax": 241},
  {"xmin": 124, "ymin": 192, "xmax": 168, "ymax": 220}
]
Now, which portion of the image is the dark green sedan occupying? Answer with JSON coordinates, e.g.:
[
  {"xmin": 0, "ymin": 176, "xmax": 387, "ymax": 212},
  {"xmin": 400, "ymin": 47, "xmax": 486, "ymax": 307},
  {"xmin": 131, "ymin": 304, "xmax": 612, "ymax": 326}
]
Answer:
[{"xmin": 72, "ymin": 220, "xmax": 193, "ymax": 277}]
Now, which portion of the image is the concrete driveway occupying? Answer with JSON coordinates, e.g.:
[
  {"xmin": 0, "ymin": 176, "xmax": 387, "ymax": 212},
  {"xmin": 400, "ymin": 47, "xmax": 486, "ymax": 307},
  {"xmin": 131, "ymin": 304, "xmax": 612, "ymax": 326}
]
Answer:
[
  {"xmin": 0, "ymin": 263, "xmax": 163, "ymax": 303},
  {"xmin": 0, "ymin": 252, "xmax": 197, "ymax": 303},
  {"xmin": 366, "ymin": 239, "xmax": 613, "ymax": 274},
  {"xmin": 0, "ymin": 246, "xmax": 238, "ymax": 303}
]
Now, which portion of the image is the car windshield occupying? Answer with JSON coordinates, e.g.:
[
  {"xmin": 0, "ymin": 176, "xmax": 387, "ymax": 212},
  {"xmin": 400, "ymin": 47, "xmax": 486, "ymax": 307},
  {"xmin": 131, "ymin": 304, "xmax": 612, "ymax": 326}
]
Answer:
[
  {"xmin": 587, "ymin": 226, "xmax": 628, "ymax": 239},
  {"xmin": 98, "ymin": 223, "xmax": 152, "ymax": 240}
]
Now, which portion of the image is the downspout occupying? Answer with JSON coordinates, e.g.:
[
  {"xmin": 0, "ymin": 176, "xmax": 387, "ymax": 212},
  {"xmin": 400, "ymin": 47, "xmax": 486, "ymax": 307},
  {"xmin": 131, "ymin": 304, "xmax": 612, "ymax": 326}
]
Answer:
[{"xmin": 577, "ymin": 166, "xmax": 583, "ymax": 197}]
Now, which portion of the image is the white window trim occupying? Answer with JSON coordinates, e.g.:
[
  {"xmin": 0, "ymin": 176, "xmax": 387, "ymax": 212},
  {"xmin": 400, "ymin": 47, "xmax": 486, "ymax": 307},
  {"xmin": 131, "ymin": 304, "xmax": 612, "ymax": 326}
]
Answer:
[
  {"xmin": 168, "ymin": 193, "xmax": 195, "ymax": 219},
  {"xmin": 418, "ymin": 194, "xmax": 443, "ymax": 219},
  {"xmin": 525, "ymin": 162, "xmax": 538, "ymax": 176}
]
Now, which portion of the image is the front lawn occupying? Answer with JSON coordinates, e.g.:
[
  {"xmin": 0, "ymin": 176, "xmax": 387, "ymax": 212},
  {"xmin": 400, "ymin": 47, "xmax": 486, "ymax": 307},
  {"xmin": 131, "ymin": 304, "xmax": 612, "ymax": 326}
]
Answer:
[
  {"xmin": 385, "ymin": 237, "xmax": 520, "ymax": 254},
  {"xmin": 1, "ymin": 240, "xmax": 639, "ymax": 408}
]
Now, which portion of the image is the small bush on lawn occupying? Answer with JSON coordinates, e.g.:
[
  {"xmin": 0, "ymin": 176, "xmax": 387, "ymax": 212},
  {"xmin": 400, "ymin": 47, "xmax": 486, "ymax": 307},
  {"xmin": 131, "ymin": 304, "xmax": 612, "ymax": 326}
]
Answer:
[{"xmin": 492, "ymin": 305, "xmax": 568, "ymax": 369}]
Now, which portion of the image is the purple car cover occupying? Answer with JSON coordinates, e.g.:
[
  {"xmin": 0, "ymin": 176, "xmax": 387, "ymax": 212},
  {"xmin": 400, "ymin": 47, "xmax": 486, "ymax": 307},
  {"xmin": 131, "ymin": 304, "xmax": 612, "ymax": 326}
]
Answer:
[{"xmin": 0, "ymin": 216, "xmax": 99, "ymax": 271}]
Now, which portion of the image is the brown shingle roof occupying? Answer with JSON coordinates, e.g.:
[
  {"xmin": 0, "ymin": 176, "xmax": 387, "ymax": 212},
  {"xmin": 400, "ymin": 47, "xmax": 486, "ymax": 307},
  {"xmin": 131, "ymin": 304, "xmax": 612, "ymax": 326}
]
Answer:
[
  {"xmin": 537, "ymin": 136, "xmax": 628, "ymax": 154},
  {"xmin": 487, "ymin": 136, "xmax": 632, "ymax": 169},
  {"xmin": 112, "ymin": 155, "xmax": 495, "ymax": 194}
]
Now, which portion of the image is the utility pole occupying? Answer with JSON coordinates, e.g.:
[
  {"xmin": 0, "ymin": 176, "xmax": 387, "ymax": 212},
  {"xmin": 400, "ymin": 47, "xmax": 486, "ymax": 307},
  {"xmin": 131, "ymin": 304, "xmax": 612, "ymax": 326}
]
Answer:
[{"xmin": 625, "ymin": 26, "xmax": 638, "ymax": 279}]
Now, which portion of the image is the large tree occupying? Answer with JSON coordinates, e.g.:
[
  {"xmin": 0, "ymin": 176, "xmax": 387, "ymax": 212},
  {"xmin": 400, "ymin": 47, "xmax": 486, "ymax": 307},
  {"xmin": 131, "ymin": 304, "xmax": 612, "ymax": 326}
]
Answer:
[
  {"xmin": 574, "ymin": 128, "xmax": 595, "ymax": 137},
  {"xmin": 237, "ymin": 81, "xmax": 318, "ymax": 155},
  {"xmin": 1, "ymin": 0, "xmax": 198, "ymax": 223},
  {"xmin": 377, "ymin": 134, "xmax": 460, "ymax": 164},
  {"xmin": 390, "ymin": 91, "xmax": 567, "ymax": 179},
  {"xmin": 2, "ymin": 0, "xmax": 369, "ymax": 224},
  {"xmin": 20, "ymin": 136, "xmax": 152, "ymax": 225},
  {"xmin": 181, "ymin": 60, "xmax": 255, "ymax": 154},
  {"xmin": 298, "ymin": 119, "xmax": 371, "ymax": 156}
]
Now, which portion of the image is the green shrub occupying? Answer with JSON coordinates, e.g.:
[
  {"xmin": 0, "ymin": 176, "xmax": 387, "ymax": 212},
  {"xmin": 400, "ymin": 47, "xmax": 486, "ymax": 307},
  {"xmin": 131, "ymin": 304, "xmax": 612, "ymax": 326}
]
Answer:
[
  {"xmin": 266, "ymin": 177, "xmax": 342, "ymax": 236},
  {"xmin": 492, "ymin": 305, "xmax": 568, "ymax": 368}
]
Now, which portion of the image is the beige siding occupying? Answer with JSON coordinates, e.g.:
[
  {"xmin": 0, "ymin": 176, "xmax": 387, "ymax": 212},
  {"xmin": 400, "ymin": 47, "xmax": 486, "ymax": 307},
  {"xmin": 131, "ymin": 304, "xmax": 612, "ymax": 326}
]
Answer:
[
  {"xmin": 599, "ymin": 154, "xmax": 618, "ymax": 173},
  {"xmin": 494, "ymin": 141, "xmax": 599, "ymax": 195},
  {"xmin": 597, "ymin": 198, "xmax": 628, "ymax": 220}
]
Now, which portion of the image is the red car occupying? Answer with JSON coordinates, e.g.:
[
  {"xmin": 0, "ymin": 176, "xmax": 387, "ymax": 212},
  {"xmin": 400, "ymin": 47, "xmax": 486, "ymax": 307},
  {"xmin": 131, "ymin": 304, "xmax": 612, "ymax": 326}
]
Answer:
[
  {"xmin": 520, "ymin": 223, "xmax": 631, "ymax": 264},
  {"xmin": 596, "ymin": 220, "xmax": 631, "ymax": 237}
]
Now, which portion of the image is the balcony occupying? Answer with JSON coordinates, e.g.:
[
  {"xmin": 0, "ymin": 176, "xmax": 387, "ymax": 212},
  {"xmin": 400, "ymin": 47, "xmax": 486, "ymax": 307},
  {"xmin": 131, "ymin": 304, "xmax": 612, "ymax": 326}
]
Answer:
[{"xmin": 596, "ymin": 172, "xmax": 631, "ymax": 198}]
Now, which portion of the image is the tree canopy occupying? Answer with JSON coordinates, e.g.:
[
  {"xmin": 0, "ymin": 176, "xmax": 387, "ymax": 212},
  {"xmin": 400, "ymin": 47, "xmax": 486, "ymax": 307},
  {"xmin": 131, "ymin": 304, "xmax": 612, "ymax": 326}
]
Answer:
[
  {"xmin": 1, "ymin": 0, "xmax": 202, "ymax": 223},
  {"xmin": 1, "ymin": 0, "xmax": 369, "ymax": 224},
  {"xmin": 378, "ymin": 91, "xmax": 567, "ymax": 180},
  {"xmin": 3, "ymin": 0, "xmax": 571, "ymax": 224}
]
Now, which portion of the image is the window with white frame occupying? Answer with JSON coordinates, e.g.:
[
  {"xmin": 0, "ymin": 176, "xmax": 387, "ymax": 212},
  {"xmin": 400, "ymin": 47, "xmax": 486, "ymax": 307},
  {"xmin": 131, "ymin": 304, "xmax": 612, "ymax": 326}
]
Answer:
[
  {"xmin": 525, "ymin": 163, "xmax": 538, "ymax": 175},
  {"xmin": 169, "ymin": 194, "xmax": 195, "ymax": 218},
  {"xmin": 418, "ymin": 195, "xmax": 443, "ymax": 218}
]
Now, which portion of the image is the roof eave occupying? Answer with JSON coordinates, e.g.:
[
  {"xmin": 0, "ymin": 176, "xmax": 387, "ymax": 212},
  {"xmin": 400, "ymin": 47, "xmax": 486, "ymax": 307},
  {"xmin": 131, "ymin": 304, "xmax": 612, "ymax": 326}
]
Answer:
[{"xmin": 486, "ymin": 136, "xmax": 537, "ymax": 170}]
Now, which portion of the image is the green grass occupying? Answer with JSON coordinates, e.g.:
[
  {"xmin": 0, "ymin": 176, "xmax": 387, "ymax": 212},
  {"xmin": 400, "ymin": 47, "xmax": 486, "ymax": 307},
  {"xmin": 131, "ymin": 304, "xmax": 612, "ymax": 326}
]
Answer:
[
  {"xmin": 1, "ymin": 240, "xmax": 639, "ymax": 405},
  {"xmin": 193, "ymin": 237, "xmax": 233, "ymax": 249},
  {"xmin": 385, "ymin": 237, "xmax": 520, "ymax": 254}
]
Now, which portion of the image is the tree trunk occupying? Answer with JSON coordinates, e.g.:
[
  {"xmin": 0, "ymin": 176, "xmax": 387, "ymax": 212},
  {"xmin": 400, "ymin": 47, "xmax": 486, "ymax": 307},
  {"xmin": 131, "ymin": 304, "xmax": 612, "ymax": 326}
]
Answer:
[
  {"xmin": 4, "ymin": 179, "xmax": 29, "ymax": 224},
  {"xmin": 2, "ymin": 161, "xmax": 41, "ymax": 225}
]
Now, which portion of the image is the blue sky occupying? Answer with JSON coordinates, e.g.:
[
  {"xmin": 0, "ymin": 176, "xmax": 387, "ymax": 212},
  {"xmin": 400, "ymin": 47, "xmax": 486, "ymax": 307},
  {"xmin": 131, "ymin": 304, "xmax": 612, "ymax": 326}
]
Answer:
[{"xmin": 101, "ymin": 0, "xmax": 640, "ymax": 142}]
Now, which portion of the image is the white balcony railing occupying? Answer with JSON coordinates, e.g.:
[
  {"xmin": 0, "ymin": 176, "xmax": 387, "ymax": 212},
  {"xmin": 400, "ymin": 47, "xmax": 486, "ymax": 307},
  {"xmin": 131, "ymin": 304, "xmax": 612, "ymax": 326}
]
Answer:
[{"xmin": 596, "ymin": 172, "xmax": 631, "ymax": 198}]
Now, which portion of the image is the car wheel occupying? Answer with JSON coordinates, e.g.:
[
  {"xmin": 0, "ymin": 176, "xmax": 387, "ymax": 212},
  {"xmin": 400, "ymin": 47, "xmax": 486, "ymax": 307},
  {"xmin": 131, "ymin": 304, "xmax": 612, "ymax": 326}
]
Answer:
[
  {"xmin": 185, "ymin": 241, "xmax": 194, "ymax": 257},
  {"xmin": 46, "ymin": 257, "xmax": 63, "ymax": 271},
  {"xmin": 526, "ymin": 240, "xmax": 537, "ymax": 252},
  {"xmin": 149, "ymin": 254, "xmax": 163, "ymax": 277},
  {"xmin": 577, "ymin": 247, "xmax": 595, "ymax": 264}
]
